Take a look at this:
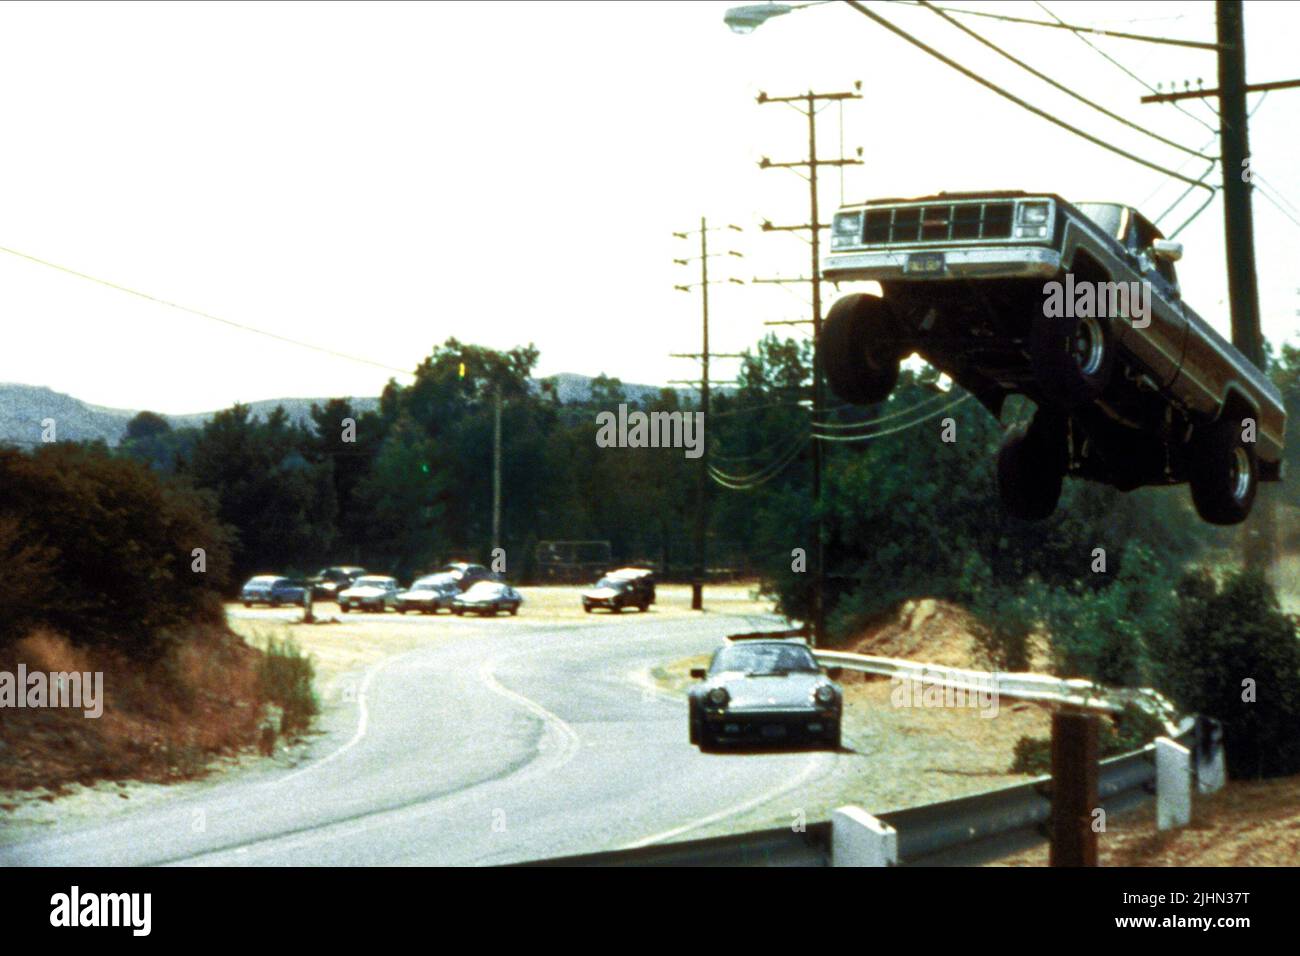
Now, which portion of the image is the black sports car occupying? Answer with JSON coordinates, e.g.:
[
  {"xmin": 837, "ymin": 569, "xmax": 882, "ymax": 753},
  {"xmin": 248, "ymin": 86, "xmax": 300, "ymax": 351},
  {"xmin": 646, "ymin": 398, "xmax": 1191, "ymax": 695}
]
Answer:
[{"xmin": 688, "ymin": 639, "xmax": 843, "ymax": 750}]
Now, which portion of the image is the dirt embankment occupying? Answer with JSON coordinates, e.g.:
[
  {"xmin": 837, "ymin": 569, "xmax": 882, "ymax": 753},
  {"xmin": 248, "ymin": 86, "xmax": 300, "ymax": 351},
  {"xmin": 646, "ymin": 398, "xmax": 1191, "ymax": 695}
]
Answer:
[
  {"xmin": 0, "ymin": 627, "xmax": 269, "ymax": 800},
  {"xmin": 996, "ymin": 776, "xmax": 1300, "ymax": 866}
]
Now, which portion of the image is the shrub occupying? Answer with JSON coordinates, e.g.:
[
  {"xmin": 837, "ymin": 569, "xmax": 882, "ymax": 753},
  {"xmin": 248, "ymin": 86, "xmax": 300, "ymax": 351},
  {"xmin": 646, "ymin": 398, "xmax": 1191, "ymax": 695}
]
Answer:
[
  {"xmin": 258, "ymin": 637, "xmax": 319, "ymax": 735},
  {"xmin": 1158, "ymin": 569, "xmax": 1300, "ymax": 779},
  {"xmin": 0, "ymin": 444, "xmax": 233, "ymax": 659}
]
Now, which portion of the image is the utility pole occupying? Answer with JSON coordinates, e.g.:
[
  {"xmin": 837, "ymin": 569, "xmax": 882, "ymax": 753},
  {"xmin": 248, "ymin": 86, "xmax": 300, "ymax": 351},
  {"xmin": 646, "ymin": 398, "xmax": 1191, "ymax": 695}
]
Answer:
[
  {"xmin": 755, "ymin": 85, "xmax": 862, "ymax": 646},
  {"xmin": 672, "ymin": 219, "xmax": 745, "ymax": 610},
  {"xmin": 492, "ymin": 389, "xmax": 502, "ymax": 555},
  {"xmin": 1140, "ymin": 1, "xmax": 1300, "ymax": 571}
]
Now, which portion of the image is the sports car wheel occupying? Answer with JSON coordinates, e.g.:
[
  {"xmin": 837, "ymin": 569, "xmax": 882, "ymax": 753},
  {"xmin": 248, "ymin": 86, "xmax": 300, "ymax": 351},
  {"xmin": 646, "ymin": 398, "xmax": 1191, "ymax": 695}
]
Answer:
[
  {"xmin": 1030, "ymin": 310, "xmax": 1114, "ymax": 408},
  {"xmin": 340, "ymin": 604, "xmax": 350, "ymax": 613},
  {"xmin": 582, "ymin": 604, "xmax": 592, "ymax": 613},
  {"xmin": 997, "ymin": 414, "xmax": 1066, "ymax": 521},
  {"xmin": 1189, "ymin": 415, "xmax": 1258, "ymax": 525},
  {"xmin": 821, "ymin": 294, "xmax": 903, "ymax": 405}
]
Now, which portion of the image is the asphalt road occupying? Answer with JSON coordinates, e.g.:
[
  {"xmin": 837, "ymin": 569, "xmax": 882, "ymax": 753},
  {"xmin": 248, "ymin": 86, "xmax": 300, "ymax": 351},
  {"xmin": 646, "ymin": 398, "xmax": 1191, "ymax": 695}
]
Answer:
[{"xmin": 0, "ymin": 607, "xmax": 843, "ymax": 866}]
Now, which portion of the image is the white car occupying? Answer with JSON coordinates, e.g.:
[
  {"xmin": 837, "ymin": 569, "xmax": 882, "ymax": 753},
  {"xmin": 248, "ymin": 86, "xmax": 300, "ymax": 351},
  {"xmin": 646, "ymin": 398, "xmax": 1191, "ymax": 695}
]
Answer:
[
  {"xmin": 451, "ymin": 581, "xmax": 522, "ymax": 616},
  {"xmin": 337, "ymin": 575, "xmax": 400, "ymax": 613}
]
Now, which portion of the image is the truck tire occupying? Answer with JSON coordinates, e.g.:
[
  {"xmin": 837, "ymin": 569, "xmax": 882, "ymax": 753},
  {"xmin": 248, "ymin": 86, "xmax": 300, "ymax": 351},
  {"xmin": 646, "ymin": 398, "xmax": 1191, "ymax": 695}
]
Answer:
[
  {"xmin": 997, "ymin": 416, "xmax": 1065, "ymax": 521},
  {"xmin": 821, "ymin": 294, "xmax": 903, "ymax": 405},
  {"xmin": 1030, "ymin": 311, "xmax": 1114, "ymax": 408},
  {"xmin": 1189, "ymin": 415, "xmax": 1257, "ymax": 525}
]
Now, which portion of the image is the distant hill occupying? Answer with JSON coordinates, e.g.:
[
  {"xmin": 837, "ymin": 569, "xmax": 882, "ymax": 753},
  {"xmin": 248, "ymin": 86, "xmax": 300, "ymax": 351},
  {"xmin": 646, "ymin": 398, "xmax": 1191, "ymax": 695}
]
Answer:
[{"xmin": 0, "ymin": 374, "xmax": 706, "ymax": 447}]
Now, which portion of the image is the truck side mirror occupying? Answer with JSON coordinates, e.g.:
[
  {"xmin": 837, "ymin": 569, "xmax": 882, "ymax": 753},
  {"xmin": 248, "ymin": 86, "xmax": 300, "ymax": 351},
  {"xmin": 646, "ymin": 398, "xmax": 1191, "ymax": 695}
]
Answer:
[
  {"xmin": 689, "ymin": 668, "xmax": 707, "ymax": 679},
  {"xmin": 1151, "ymin": 239, "xmax": 1183, "ymax": 262}
]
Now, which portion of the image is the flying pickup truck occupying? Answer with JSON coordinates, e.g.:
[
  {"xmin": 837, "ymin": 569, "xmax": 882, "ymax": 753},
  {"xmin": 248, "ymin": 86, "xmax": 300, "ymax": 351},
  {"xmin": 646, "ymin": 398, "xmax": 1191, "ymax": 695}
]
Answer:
[{"xmin": 820, "ymin": 191, "xmax": 1285, "ymax": 525}]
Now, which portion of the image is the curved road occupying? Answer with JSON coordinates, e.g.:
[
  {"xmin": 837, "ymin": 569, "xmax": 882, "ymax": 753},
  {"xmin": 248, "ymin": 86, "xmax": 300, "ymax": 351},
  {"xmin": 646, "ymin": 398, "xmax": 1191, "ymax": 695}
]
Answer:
[{"xmin": 1, "ymin": 609, "xmax": 843, "ymax": 866}]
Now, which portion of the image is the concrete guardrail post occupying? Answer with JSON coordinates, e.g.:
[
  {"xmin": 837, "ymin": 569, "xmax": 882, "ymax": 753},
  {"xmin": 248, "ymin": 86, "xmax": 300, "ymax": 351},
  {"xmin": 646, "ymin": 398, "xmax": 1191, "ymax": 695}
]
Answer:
[
  {"xmin": 1156, "ymin": 737, "xmax": 1193, "ymax": 830},
  {"xmin": 831, "ymin": 806, "xmax": 897, "ymax": 866},
  {"xmin": 1195, "ymin": 717, "xmax": 1226, "ymax": 794}
]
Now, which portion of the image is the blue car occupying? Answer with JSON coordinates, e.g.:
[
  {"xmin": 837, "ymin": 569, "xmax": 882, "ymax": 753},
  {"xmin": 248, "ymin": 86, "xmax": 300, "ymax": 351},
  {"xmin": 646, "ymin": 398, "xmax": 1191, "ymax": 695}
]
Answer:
[{"xmin": 240, "ymin": 575, "xmax": 307, "ymax": 608}]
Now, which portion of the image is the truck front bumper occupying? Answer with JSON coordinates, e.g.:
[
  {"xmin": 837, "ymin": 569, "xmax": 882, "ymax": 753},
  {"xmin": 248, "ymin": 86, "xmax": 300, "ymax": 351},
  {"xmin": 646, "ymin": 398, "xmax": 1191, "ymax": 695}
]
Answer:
[{"xmin": 823, "ymin": 245, "xmax": 1061, "ymax": 283}]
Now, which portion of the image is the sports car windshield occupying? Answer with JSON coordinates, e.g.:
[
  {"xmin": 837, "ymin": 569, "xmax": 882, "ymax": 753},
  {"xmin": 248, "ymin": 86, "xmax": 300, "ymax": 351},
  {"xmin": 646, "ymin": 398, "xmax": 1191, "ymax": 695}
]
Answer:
[{"xmin": 711, "ymin": 644, "xmax": 818, "ymax": 676}]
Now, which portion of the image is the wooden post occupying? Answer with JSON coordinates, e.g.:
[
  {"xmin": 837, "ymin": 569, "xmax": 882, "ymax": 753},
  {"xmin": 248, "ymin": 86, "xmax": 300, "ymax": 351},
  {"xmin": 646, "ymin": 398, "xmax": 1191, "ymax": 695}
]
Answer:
[{"xmin": 1050, "ymin": 710, "xmax": 1099, "ymax": 866}]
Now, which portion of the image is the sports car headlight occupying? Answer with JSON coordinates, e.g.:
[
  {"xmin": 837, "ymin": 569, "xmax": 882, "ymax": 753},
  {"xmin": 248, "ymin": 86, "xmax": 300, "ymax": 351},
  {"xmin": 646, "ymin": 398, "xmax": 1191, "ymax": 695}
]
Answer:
[
  {"xmin": 813, "ymin": 685, "xmax": 836, "ymax": 705},
  {"xmin": 706, "ymin": 687, "xmax": 729, "ymax": 708}
]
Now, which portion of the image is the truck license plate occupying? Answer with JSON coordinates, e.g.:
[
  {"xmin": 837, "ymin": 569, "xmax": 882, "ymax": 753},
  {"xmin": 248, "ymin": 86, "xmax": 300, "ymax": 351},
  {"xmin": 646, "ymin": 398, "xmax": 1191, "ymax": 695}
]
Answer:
[{"xmin": 906, "ymin": 252, "xmax": 945, "ymax": 275}]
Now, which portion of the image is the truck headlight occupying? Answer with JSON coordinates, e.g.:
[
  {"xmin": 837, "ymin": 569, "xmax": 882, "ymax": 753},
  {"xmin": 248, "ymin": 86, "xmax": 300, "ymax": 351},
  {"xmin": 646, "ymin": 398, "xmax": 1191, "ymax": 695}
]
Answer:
[
  {"xmin": 707, "ymin": 687, "xmax": 730, "ymax": 708},
  {"xmin": 814, "ymin": 685, "xmax": 836, "ymax": 705},
  {"xmin": 831, "ymin": 211, "xmax": 864, "ymax": 249},
  {"xmin": 1019, "ymin": 202, "xmax": 1050, "ymax": 224}
]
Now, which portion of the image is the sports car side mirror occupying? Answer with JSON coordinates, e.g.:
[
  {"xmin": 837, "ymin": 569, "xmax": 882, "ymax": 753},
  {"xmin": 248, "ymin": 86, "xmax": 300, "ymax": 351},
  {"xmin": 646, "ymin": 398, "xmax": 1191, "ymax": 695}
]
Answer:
[
  {"xmin": 1151, "ymin": 239, "xmax": 1182, "ymax": 262},
  {"xmin": 690, "ymin": 668, "xmax": 707, "ymax": 679},
  {"xmin": 825, "ymin": 666, "xmax": 844, "ymax": 680}
]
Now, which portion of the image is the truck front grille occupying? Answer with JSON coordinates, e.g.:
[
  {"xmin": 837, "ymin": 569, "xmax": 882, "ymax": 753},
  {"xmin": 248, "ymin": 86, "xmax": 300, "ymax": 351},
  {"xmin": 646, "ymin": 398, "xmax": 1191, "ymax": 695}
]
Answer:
[{"xmin": 862, "ymin": 201, "xmax": 1014, "ymax": 244}]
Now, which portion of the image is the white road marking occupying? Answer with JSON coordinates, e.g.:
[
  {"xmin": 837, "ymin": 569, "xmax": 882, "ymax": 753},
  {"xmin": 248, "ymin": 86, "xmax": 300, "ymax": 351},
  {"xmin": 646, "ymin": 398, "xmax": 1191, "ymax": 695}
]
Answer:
[
  {"xmin": 621, "ymin": 750, "xmax": 835, "ymax": 849},
  {"xmin": 274, "ymin": 653, "xmax": 393, "ymax": 786}
]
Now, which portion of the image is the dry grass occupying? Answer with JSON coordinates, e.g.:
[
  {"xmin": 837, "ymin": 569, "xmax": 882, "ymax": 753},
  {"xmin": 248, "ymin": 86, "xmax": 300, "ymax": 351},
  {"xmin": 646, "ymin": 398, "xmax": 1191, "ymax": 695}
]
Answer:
[{"xmin": 0, "ymin": 627, "xmax": 268, "ymax": 795}]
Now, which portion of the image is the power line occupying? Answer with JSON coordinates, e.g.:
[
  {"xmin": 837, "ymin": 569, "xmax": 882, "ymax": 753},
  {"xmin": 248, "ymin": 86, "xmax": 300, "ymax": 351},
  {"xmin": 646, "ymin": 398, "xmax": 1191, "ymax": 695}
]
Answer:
[
  {"xmin": 844, "ymin": 1, "xmax": 1214, "ymax": 190},
  {"xmin": 920, "ymin": 0, "xmax": 1211, "ymax": 159},
  {"xmin": 812, "ymin": 393, "xmax": 971, "ymax": 441},
  {"xmin": 1033, "ymin": 0, "xmax": 1219, "ymax": 132},
  {"xmin": 884, "ymin": 1, "xmax": 1220, "ymax": 50},
  {"xmin": 0, "ymin": 243, "xmax": 414, "ymax": 377},
  {"xmin": 708, "ymin": 434, "xmax": 811, "ymax": 490}
]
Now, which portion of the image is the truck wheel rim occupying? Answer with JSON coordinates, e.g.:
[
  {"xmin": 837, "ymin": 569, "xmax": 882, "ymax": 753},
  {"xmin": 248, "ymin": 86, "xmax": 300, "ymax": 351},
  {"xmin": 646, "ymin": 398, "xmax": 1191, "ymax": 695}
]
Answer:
[
  {"xmin": 1231, "ymin": 447, "xmax": 1252, "ymax": 501},
  {"xmin": 1072, "ymin": 317, "xmax": 1105, "ymax": 376}
]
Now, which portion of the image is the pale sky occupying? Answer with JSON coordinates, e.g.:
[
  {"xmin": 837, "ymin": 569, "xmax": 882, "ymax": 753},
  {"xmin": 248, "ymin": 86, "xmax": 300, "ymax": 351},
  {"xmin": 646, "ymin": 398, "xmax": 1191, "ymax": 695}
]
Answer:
[{"xmin": 2, "ymin": 0, "xmax": 1297, "ymax": 413}]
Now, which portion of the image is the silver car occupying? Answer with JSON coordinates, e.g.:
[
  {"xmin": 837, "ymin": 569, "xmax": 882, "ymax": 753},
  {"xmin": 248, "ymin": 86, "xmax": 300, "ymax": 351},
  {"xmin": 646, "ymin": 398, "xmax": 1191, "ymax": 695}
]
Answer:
[{"xmin": 337, "ymin": 575, "xmax": 400, "ymax": 613}]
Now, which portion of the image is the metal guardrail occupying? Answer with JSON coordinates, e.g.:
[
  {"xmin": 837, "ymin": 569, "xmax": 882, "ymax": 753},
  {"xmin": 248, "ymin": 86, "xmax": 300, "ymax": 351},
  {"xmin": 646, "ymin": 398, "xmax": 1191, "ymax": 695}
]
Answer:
[
  {"xmin": 813, "ymin": 648, "xmax": 1182, "ymax": 735},
  {"xmin": 521, "ymin": 720, "xmax": 1196, "ymax": 867},
  {"xmin": 518, "ymin": 646, "xmax": 1197, "ymax": 867}
]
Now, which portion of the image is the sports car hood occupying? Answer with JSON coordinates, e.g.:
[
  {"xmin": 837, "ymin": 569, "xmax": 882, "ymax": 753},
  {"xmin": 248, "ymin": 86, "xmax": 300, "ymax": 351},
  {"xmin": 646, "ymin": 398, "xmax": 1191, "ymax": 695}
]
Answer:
[
  {"xmin": 582, "ymin": 587, "xmax": 622, "ymax": 600},
  {"xmin": 709, "ymin": 671, "xmax": 828, "ymax": 710}
]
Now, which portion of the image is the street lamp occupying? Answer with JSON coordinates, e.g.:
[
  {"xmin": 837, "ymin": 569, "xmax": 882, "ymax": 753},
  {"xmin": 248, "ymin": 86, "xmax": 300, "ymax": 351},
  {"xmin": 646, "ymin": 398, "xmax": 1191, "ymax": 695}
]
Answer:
[{"xmin": 723, "ymin": 1, "xmax": 827, "ymax": 34}]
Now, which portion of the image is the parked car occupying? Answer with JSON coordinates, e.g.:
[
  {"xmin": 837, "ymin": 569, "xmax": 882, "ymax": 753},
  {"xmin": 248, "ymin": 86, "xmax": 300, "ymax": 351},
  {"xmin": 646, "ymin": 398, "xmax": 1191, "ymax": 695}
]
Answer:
[
  {"xmin": 821, "ymin": 191, "xmax": 1285, "ymax": 525},
  {"xmin": 581, "ymin": 573, "xmax": 650, "ymax": 613},
  {"xmin": 395, "ymin": 573, "xmax": 460, "ymax": 614},
  {"xmin": 309, "ymin": 566, "xmax": 367, "ymax": 601},
  {"xmin": 687, "ymin": 638, "xmax": 843, "ymax": 750},
  {"xmin": 451, "ymin": 581, "xmax": 522, "ymax": 616},
  {"xmin": 605, "ymin": 567, "xmax": 655, "ymax": 604},
  {"xmin": 441, "ymin": 562, "xmax": 495, "ymax": 591},
  {"xmin": 240, "ymin": 575, "xmax": 307, "ymax": 608},
  {"xmin": 337, "ymin": 575, "xmax": 400, "ymax": 613}
]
